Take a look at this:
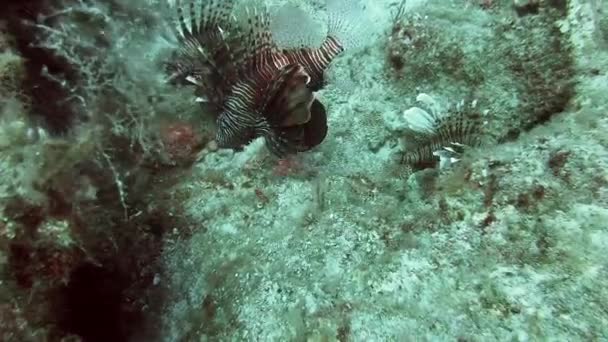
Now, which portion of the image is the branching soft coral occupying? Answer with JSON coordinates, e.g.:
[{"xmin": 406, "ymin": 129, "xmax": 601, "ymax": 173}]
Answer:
[{"xmin": 26, "ymin": 0, "xmax": 188, "ymax": 157}]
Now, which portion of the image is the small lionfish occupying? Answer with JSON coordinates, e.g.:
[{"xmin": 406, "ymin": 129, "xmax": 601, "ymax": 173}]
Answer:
[
  {"xmin": 166, "ymin": 0, "xmax": 366, "ymax": 156},
  {"xmin": 400, "ymin": 93, "xmax": 483, "ymax": 170}
]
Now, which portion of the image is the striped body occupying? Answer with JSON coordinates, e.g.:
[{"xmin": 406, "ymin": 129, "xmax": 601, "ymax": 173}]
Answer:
[
  {"xmin": 283, "ymin": 36, "xmax": 344, "ymax": 90},
  {"xmin": 401, "ymin": 106, "xmax": 482, "ymax": 170},
  {"xmin": 168, "ymin": 0, "xmax": 349, "ymax": 156},
  {"xmin": 216, "ymin": 36, "xmax": 344, "ymax": 148}
]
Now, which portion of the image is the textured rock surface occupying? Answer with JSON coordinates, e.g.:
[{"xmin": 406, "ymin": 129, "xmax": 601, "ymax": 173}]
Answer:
[
  {"xmin": 160, "ymin": 0, "xmax": 608, "ymax": 340},
  {"xmin": 0, "ymin": 0, "xmax": 606, "ymax": 340}
]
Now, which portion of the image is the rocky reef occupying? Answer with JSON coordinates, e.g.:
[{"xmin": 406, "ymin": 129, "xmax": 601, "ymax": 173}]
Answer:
[{"xmin": 0, "ymin": 0, "xmax": 606, "ymax": 340}]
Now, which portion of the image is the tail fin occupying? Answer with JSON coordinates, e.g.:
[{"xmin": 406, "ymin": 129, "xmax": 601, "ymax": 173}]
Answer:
[
  {"xmin": 325, "ymin": 0, "xmax": 371, "ymax": 50},
  {"xmin": 259, "ymin": 64, "xmax": 328, "ymax": 156},
  {"xmin": 271, "ymin": 0, "xmax": 373, "ymax": 91},
  {"xmin": 270, "ymin": 0, "xmax": 370, "ymax": 51},
  {"xmin": 270, "ymin": 4, "xmax": 326, "ymax": 49}
]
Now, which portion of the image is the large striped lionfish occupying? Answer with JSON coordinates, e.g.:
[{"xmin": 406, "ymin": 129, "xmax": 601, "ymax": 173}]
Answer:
[{"xmin": 166, "ymin": 0, "xmax": 365, "ymax": 156}]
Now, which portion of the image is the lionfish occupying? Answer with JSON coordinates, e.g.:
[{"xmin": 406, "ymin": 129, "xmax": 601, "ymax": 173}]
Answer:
[
  {"xmin": 400, "ymin": 93, "xmax": 483, "ymax": 170},
  {"xmin": 166, "ymin": 0, "xmax": 365, "ymax": 156}
]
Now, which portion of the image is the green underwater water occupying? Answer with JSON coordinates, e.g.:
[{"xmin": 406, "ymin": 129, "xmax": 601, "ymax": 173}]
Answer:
[{"xmin": 0, "ymin": 0, "xmax": 607, "ymax": 341}]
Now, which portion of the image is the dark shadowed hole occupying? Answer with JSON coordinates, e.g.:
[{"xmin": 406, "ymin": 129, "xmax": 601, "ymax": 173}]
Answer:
[{"xmin": 58, "ymin": 262, "xmax": 138, "ymax": 342}]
